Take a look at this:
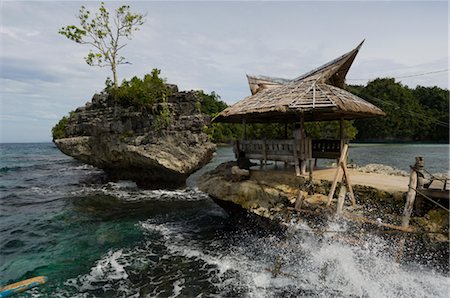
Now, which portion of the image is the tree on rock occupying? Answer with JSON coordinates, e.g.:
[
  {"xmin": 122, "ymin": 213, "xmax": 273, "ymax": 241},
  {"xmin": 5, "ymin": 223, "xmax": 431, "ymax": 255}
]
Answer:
[{"xmin": 59, "ymin": 2, "xmax": 145, "ymax": 88}]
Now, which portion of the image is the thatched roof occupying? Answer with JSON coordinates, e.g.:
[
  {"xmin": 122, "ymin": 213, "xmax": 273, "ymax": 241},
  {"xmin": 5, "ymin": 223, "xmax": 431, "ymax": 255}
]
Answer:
[{"xmin": 214, "ymin": 40, "xmax": 385, "ymax": 123}]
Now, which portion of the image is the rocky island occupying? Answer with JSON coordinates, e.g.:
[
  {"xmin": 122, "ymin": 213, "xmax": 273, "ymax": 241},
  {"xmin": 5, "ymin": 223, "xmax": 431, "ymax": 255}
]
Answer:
[{"xmin": 52, "ymin": 75, "xmax": 215, "ymax": 188}]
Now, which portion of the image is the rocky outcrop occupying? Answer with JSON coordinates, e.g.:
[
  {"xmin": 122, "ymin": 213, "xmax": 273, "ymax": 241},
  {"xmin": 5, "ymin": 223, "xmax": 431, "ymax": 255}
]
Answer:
[
  {"xmin": 198, "ymin": 162, "xmax": 449, "ymax": 242},
  {"xmin": 54, "ymin": 85, "xmax": 215, "ymax": 188}
]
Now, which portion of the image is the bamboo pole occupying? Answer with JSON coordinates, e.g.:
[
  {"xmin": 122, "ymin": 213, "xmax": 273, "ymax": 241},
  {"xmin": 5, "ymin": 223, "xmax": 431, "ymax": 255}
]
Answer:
[
  {"xmin": 340, "ymin": 158, "xmax": 356, "ymax": 207},
  {"xmin": 336, "ymin": 183, "xmax": 347, "ymax": 214},
  {"xmin": 327, "ymin": 144, "xmax": 349, "ymax": 206},
  {"xmin": 339, "ymin": 117, "xmax": 344, "ymax": 140},
  {"xmin": 293, "ymin": 140, "xmax": 300, "ymax": 176},
  {"xmin": 344, "ymin": 214, "xmax": 414, "ymax": 233}
]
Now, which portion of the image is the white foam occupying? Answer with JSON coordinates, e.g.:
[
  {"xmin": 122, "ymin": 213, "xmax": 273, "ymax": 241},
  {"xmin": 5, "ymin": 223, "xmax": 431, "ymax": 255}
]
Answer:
[
  {"xmin": 65, "ymin": 249, "xmax": 129, "ymax": 292},
  {"xmin": 169, "ymin": 278, "xmax": 185, "ymax": 298},
  {"xmin": 71, "ymin": 184, "xmax": 210, "ymax": 202}
]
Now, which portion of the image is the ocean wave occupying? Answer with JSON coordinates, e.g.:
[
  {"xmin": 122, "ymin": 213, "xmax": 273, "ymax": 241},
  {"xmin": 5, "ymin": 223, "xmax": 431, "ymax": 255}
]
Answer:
[
  {"xmin": 0, "ymin": 166, "xmax": 23, "ymax": 173},
  {"xmin": 138, "ymin": 219, "xmax": 449, "ymax": 298},
  {"xmin": 0, "ymin": 160, "xmax": 96, "ymax": 176},
  {"xmin": 65, "ymin": 249, "xmax": 131, "ymax": 293},
  {"xmin": 71, "ymin": 183, "xmax": 210, "ymax": 202}
]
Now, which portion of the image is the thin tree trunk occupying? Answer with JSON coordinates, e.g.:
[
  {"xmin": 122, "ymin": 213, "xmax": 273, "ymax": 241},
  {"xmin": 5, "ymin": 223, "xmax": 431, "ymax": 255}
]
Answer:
[{"xmin": 112, "ymin": 62, "xmax": 118, "ymax": 88}]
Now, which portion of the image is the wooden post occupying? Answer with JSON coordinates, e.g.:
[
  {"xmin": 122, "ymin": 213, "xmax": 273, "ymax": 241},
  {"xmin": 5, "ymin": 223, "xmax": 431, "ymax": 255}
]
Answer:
[
  {"xmin": 308, "ymin": 159, "xmax": 313, "ymax": 179},
  {"xmin": 284, "ymin": 123, "xmax": 288, "ymax": 139},
  {"xmin": 293, "ymin": 140, "xmax": 300, "ymax": 176},
  {"xmin": 295, "ymin": 190, "xmax": 304, "ymax": 211},
  {"xmin": 300, "ymin": 116, "xmax": 306, "ymax": 175},
  {"xmin": 242, "ymin": 119, "xmax": 247, "ymax": 140},
  {"xmin": 415, "ymin": 156, "xmax": 424, "ymax": 189},
  {"xmin": 327, "ymin": 144, "xmax": 349, "ymax": 206},
  {"xmin": 262, "ymin": 140, "xmax": 267, "ymax": 169},
  {"xmin": 336, "ymin": 183, "xmax": 347, "ymax": 215},
  {"xmin": 340, "ymin": 158, "xmax": 356, "ymax": 207},
  {"xmin": 414, "ymin": 156, "xmax": 425, "ymax": 214},
  {"xmin": 402, "ymin": 159, "xmax": 419, "ymax": 228},
  {"xmin": 339, "ymin": 117, "xmax": 345, "ymax": 140}
]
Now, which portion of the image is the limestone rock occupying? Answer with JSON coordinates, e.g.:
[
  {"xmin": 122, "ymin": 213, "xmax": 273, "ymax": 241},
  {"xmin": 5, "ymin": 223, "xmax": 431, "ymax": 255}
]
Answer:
[{"xmin": 53, "ymin": 88, "xmax": 215, "ymax": 188}]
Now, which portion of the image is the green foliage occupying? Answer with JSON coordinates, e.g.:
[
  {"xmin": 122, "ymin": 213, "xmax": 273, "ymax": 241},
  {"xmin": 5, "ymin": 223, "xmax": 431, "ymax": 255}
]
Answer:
[
  {"xmin": 59, "ymin": 2, "xmax": 145, "ymax": 87},
  {"xmin": 196, "ymin": 91, "xmax": 242, "ymax": 143},
  {"xmin": 305, "ymin": 120, "xmax": 358, "ymax": 140},
  {"xmin": 109, "ymin": 69, "xmax": 171, "ymax": 108},
  {"xmin": 153, "ymin": 98, "xmax": 173, "ymax": 131},
  {"xmin": 348, "ymin": 79, "xmax": 449, "ymax": 142},
  {"xmin": 196, "ymin": 91, "xmax": 228, "ymax": 115},
  {"xmin": 52, "ymin": 116, "xmax": 69, "ymax": 140}
]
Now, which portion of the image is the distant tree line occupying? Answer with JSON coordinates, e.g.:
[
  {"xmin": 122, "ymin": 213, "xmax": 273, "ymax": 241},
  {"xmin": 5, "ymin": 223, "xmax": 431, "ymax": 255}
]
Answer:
[
  {"xmin": 199, "ymin": 78, "xmax": 449, "ymax": 143},
  {"xmin": 197, "ymin": 91, "xmax": 357, "ymax": 143},
  {"xmin": 348, "ymin": 78, "xmax": 449, "ymax": 143}
]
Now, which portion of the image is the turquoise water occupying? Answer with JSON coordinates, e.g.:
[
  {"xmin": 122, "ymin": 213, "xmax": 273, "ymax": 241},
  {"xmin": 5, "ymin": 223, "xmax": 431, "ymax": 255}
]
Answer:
[
  {"xmin": 0, "ymin": 143, "xmax": 448, "ymax": 297},
  {"xmin": 349, "ymin": 143, "xmax": 449, "ymax": 173}
]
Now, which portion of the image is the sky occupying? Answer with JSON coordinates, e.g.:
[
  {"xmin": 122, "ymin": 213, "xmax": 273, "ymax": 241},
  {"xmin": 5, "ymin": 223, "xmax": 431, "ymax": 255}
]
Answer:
[{"xmin": 0, "ymin": 1, "xmax": 448, "ymax": 143}]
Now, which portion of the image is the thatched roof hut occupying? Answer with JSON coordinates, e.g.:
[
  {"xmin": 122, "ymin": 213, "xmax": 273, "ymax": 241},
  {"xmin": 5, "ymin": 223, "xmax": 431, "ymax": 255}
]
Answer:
[{"xmin": 214, "ymin": 41, "xmax": 385, "ymax": 123}]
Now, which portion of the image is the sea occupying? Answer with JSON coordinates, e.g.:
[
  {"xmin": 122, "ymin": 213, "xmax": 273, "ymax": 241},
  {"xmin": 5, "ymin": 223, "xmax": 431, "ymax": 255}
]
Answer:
[{"xmin": 0, "ymin": 143, "xmax": 449, "ymax": 297}]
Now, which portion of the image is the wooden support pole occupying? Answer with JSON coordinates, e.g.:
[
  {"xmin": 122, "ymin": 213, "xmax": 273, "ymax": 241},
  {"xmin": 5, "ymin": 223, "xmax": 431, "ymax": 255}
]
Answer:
[
  {"xmin": 293, "ymin": 140, "xmax": 300, "ymax": 176},
  {"xmin": 415, "ymin": 156, "xmax": 424, "ymax": 189},
  {"xmin": 300, "ymin": 115, "xmax": 306, "ymax": 175},
  {"xmin": 344, "ymin": 214, "xmax": 414, "ymax": 233},
  {"xmin": 234, "ymin": 140, "xmax": 240, "ymax": 159},
  {"xmin": 295, "ymin": 190, "xmax": 304, "ymax": 211},
  {"xmin": 336, "ymin": 183, "xmax": 347, "ymax": 215},
  {"xmin": 262, "ymin": 140, "xmax": 267, "ymax": 169},
  {"xmin": 339, "ymin": 117, "xmax": 344, "ymax": 140},
  {"xmin": 341, "ymin": 159, "xmax": 356, "ymax": 207},
  {"xmin": 301, "ymin": 159, "xmax": 307, "ymax": 175},
  {"xmin": 308, "ymin": 159, "xmax": 313, "ymax": 180},
  {"xmin": 402, "ymin": 161, "xmax": 418, "ymax": 228},
  {"xmin": 243, "ymin": 119, "xmax": 247, "ymax": 140},
  {"xmin": 327, "ymin": 144, "xmax": 349, "ymax": 206}
]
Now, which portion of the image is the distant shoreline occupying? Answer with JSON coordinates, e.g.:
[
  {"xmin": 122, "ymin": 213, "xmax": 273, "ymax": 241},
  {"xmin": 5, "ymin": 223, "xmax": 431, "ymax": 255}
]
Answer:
[{"xmin": 1, "ymin": 141, "xmax": 449, "ymax": 145}]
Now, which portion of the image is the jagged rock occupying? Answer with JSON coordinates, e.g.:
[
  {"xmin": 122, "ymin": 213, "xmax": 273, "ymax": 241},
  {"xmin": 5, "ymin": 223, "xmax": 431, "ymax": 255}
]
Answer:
[
  {"xmin": 198, "ymin": 162, "xmax": 449, "ymax": 239},
  {"xmin": 54, "ymin": 87, "xmax": 215, "ymax": 188}
]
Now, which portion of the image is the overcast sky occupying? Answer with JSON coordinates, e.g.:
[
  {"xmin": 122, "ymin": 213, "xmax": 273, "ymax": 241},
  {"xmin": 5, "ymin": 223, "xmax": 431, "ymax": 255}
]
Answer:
[{"xmin": 0, "ymin": 1, "xmax": 448, "ymax": 143}]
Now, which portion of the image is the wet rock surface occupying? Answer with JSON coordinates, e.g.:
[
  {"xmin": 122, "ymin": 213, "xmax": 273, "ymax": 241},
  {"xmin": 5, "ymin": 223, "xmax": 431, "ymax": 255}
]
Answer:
[
  {"xmin": 54, "ymin": 87, "xmax": 215, "ymax": 188},
  {"xmin": 198, "ymin": 162, "xmax": 449, "ymax": 243}
]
